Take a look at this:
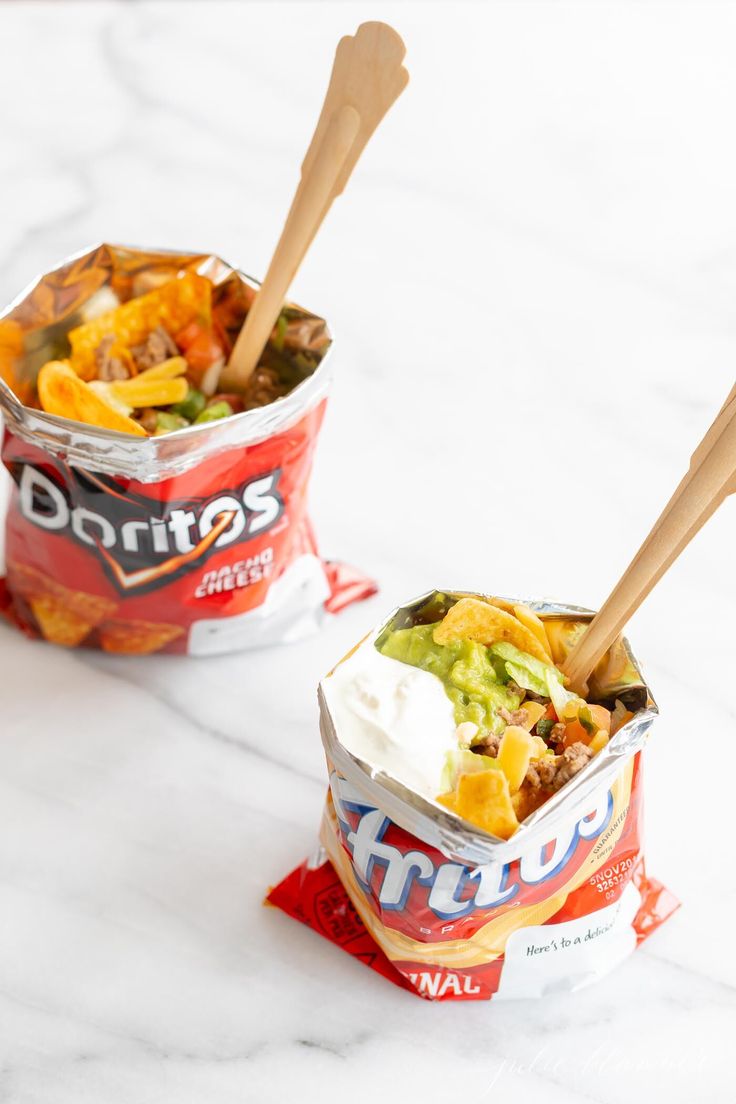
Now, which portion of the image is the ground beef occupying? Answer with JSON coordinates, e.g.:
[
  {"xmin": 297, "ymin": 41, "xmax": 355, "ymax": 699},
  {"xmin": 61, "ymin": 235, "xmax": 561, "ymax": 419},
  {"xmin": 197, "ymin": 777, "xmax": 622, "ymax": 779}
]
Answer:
[
  {"xmin": 498, "ymin": 706, "xmax": 529, "ymax": 727},
  {"xmin": 131, "ymin": 325, "xmax": 178, "ymax": 371},
  {"xmin": 522, "ymin": 742, "xmax": 593, "ymax": 793},
  {"xmin": 95, "ymin": 334, "xmax": 130, "ymax": 381},
  {"xmin": 135, "ymin": 408, "xmax": 159, "ymax": 434},
  {"xmin": 549, "ymin": 722, "xmax": 567, "ymax": 749},
  {"xmin": 523, "ymin": 757, "xmax": 559, "ymax": 790},
  {"xmin": 552, "ymin": 742, "xmax": 594, "ymax": 789},
  {"xmin": 242, "ymin": 366, "xmax": 289, "ymax": 410},
  {"xmin": 479, "ymin": 733, "xmax": 501, "ymax": 758}
]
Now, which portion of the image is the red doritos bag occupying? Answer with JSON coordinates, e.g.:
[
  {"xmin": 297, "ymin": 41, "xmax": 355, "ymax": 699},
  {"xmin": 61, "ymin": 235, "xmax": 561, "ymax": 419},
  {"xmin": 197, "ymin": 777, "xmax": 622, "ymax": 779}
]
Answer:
[{"xmin": 0, "ymin": 244, "xmax": 376, "ymax": 654}]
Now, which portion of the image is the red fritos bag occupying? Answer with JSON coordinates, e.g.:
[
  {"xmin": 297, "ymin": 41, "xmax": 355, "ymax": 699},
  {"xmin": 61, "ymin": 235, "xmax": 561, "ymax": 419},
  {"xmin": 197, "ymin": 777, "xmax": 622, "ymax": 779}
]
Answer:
[
  {"xmin": 0, "ymin": 244, "xmax": 376, "ymax": 654},
  {"xmin": 268, "ymin": 591, "xmax": 679, "ymax": 1000}
]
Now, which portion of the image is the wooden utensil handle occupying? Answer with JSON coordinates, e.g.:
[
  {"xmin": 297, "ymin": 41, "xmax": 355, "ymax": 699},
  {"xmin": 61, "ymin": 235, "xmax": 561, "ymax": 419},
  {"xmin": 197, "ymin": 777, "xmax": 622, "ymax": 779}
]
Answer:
[
  {"xmin": 563, "ymin": 408, "xmax": 736, "ymax": 694},
  {"xmin": 639, "ymin": 386, "xmax": 736, "ymax": 556},
  {"xmin": 226, "ymin": 105, "xmax": 360, "ymax": 386},
  {"xmin": 224, "ymin": 22, "xmax": 407, "ymax": 391}
]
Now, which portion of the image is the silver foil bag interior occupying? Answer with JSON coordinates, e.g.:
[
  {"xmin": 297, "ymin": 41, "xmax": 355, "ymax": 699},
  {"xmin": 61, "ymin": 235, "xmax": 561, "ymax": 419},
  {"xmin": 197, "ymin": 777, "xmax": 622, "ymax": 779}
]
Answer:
[{"xmin": 0, "ymin": 243, "xmax": 332, "ymax": 480}]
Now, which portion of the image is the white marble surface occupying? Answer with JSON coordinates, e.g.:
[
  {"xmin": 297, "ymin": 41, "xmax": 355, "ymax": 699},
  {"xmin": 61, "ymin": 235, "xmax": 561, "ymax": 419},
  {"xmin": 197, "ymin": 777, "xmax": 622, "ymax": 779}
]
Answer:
[{"xmin": 1, "ymin": 1, "xmax": 735, "ymax": 1101}]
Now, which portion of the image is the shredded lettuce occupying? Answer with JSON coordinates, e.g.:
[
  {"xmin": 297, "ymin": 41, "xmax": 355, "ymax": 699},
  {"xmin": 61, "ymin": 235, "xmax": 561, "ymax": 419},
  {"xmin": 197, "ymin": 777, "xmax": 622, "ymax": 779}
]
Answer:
[
  {"xmin": 544, "ymin": 667, "xmax": 583, "ymax": 720},
  {"xmin": 504, "ymin": 661, "xmax": 546, "ymax": 696},
  {"xmin": 489, "ymin": 641, "xmax": 585, "ymax": 721},
  {"xmin": 489, "ymin": 641, "xmax": 558, "ymax": 697}
]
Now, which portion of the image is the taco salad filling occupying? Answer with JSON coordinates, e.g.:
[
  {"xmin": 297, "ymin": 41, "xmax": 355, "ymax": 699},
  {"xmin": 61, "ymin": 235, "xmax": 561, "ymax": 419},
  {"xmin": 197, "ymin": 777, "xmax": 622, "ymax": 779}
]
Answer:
[
  {"xmin": 322, "ymin": 596, "xmax": 635, "ymax": 840},
  {"xmin": 24, "ymin": 270, "xmax": 324, "ymax": 436}
]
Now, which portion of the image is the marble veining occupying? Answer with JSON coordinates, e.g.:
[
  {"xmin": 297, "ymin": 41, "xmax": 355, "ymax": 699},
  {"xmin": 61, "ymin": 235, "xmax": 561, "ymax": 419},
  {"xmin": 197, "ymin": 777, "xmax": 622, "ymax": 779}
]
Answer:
[{"xmin": 1, "ymin": 2, "xmax": 735, "ymax": 1101}]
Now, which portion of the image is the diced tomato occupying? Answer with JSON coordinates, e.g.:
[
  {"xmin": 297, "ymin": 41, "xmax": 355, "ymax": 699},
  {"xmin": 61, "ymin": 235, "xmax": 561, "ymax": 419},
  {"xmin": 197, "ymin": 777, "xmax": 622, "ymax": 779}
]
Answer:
[
  {"xmin": 174, "ymin": 322, "xmax": 224, "ymax": 386},
  {"xmin": 541, "ymin": 703, "xmax": 558, "ymax": 724},
  {"xmin": 562, "ymin": 720, "xmax": 592, "ymax": 749},
  {"xmin": 185, "ymin": 332, "xmax": 224, "ymax": 372},
  {"xmin": 174, "ymin": 322, "xmax": 203, "ymax": 352}
]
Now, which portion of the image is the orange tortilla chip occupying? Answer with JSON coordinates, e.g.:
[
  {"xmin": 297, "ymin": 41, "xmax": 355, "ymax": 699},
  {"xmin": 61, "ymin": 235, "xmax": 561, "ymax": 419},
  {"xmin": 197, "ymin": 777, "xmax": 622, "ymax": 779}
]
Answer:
[
  {"xmin": 7, "ymin": 561, "xmax": 57, "ymax": 603},
  {"xmin": 98, "ymin": 618, "xmax": 184, "ymax": 655},
  {"xmin": 8, "ymin": 561, "xmax": 117, "ymax": 646},
  {"xmin": 433, "ymin": 597, "xmax": 551, "ymax": 663},
  {"xmin": 438, "ymin": 770, "xmax": 519, "ymax": 839},
  {"xmin": 8, "ymin": 561, "xmax": 116, "ymax": 618},
  {"xmin": 0, "ymin": 319, "xmax": 31, "ymax": 403},
  {"xmin": 29, "ymin": 596, "xmax": 97, "ymax": 647},
  {"xmin": 37, "ymin": 360, "xmax": 147, "ymax": 436},
  {"xmin": 68, "ymin": 273, "xmax": 212, "ymax": 379}
]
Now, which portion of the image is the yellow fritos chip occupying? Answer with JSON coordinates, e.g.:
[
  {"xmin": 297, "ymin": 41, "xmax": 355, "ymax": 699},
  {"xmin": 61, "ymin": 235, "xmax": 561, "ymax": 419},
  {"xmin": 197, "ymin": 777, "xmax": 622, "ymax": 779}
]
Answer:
[
  {"xmin": 438, "ymin": 770, "xmax": 519, "ymax": 839},
  {"xmin": 135, "ymin": 356, "xmax": 188, "ymax": 382},
  {"xmin": 433, "ymin": 597, "xmax": 551, "ymax": 663},
  {"xmin": 110, "ymin": 376, "xmax": 188, "ymax": 408},
  {"xmin": 483, "ymin": 595, "xmax": 517, "ymax": 614},
  {"xmin": 497, "ymin": 725, "xmax": 536, "ymax": 793},
  {"xmin": 37, "ymin": 361, "xmax": 147, "ymax": 436},
  {"xmin": 98, "ymin": 618, "xmax": 184, "ymax": 655},
  {"xmin": 513, "ymin": 604, "xmax": 552, "ymax": 661},
  {"xmin": 68, "ymin": 273, "xmax": 211, "ymax": 379}
]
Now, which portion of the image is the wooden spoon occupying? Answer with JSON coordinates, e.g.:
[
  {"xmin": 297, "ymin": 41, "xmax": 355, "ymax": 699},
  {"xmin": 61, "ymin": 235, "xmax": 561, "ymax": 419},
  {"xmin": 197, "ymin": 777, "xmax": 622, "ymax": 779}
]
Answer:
[
  {"xmin": 563, "ymin": 381, "xmax": 736, "ymax": 695},
  {"xmin": 221, "ymin": 22, "xmax": 408, "ymax": 391}
]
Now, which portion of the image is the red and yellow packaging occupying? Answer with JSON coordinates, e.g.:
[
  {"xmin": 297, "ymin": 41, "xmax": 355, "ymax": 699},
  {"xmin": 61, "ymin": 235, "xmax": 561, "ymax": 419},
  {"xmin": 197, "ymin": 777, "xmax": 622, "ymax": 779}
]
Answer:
[
  {"xmin": 0, "ymin": 245, "xmax": 376, "ymax": 654},
  {"xmin": 268, "ymin": 592, "xmax": 679, "ymax": 1000}
]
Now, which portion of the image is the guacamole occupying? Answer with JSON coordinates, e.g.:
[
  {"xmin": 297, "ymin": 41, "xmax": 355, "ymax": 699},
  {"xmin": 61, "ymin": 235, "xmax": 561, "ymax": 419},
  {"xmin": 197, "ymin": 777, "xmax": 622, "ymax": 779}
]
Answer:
[{"xmin": 379, "ymin": 623, "xmax": 522, "ymax": 738}]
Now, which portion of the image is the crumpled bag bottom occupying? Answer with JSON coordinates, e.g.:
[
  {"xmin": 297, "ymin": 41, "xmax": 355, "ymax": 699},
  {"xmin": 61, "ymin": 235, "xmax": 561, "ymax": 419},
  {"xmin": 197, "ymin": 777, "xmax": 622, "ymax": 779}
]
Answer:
[{"xmin": 267, "ymin": 853, "xmax": 679, "ymax": 1001}]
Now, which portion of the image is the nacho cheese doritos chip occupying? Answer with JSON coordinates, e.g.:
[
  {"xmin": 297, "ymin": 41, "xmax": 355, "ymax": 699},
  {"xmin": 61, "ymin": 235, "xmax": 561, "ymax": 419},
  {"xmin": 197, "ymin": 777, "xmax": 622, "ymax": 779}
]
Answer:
[
  {"xmin": 68, "ymin": 273, "xmax": 212, "ymax": 380},
  {"xmin": 98, "ymin": 618, "xmax": 185, "ymax": 655},
  {"xmin": 8, "ymin": 561, "xmax": 117, "ymax": 647}
]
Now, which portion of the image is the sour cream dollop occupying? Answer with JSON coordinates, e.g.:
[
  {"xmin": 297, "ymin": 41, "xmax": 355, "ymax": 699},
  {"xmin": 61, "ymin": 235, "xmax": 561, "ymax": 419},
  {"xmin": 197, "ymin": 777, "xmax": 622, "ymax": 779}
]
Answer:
[{"xmin": 321, "ymin": 637, "xmax": 457, "ymax": 799}]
